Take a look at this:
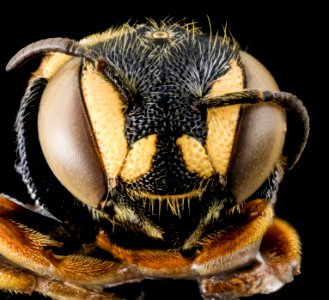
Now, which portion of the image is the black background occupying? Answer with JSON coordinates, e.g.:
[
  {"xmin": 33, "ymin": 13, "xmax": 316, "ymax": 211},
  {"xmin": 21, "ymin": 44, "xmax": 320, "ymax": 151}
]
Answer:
[{"xmin": 0, "ymin": 3, "xmax": 325, "ymax": 300}]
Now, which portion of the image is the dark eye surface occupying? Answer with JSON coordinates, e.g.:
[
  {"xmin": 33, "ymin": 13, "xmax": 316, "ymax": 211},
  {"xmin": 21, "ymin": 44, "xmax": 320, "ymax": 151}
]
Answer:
[
  {"xmin": 240, "ymin": 51, "xmax": 279, "ymax": 91},
  {"xmin": 228, "ymin": 103, "xmax": 286, "ymax": 203},
  {"xmin": 227, "ymin": 52, "xmax": 286, "ymax": 203},
  {"xmin": 38, "ymin": 58, "xmax": 106, "ymax": 208}
]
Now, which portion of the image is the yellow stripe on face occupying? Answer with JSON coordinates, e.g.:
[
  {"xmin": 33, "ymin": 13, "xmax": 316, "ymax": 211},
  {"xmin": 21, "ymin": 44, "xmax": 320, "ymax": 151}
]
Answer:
[
  {"xmin": 205, "ymin": 106, "xmax": 240, "ymax": 175},
  {"xmin": 176, "ymin": 135, "xmax": 214, "ymax": 179},
  {"xmin": 33, "ymin": 53, "xmax": 72, "ymax": 79},
  {"xmin": 207, "ymin": 60, "xmax": 245, "ymax": 97},
  {"xmin": 120, "ymin": 134, "xmax": 157, "ymax": 181},
  {"xmin": 205, "ymin": 59, "xmax": 244, "ymax": 175},
  {"xmin": 81, "ymin": 64, "xmax": 128, "ymax": 179}
]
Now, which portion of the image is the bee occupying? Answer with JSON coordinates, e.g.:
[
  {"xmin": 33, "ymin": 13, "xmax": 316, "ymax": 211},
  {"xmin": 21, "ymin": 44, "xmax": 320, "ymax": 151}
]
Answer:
[{"xmin": 0, "ymin": 20, "xmax": 309, "ymax": 299}]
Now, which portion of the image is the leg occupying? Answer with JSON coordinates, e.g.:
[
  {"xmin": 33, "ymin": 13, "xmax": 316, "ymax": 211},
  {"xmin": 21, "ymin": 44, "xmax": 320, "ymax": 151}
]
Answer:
[
  {"xmin": 0, "ymin": 260, "xmax": 123, "ymax": 300},
  {"xmin": 199, "ymin": 217, "xmax": 301, "ymax": 299},
  {"xmin": 0, "ymin": 195, "xmax": 136, "ymax": 299}
]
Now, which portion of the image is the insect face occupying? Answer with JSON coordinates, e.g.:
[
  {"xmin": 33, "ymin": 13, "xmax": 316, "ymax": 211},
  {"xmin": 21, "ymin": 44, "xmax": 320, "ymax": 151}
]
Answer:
[{"xmin": 1, "ymin": 21, "xmax": 309, "ymax": 299}]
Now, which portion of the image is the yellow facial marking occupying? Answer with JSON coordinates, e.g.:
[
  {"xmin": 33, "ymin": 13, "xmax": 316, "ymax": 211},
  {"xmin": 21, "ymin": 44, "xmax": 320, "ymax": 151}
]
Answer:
[
  {"xmin": 113, "ymin": 204, "xmax": 164, "ymax": 239},
  {"xmin": 205, "ymin": 59, "xmax": 244, "ymax": 176},
  {"xmin": 176, "ymin": 135, "xmax": 214, "ymax": 179},
  {"xmin": 207, "ymin": 60, "xmax": 244, "ymax": 97},
  {"xmin": 81, "ymin": 64, "xmax": 128, "ymax": 179},
  {"xmin": 206, "ymin": 105, "xmax": 240, "ymax": 176},
  {"xmin": 120, "ymin": 134, "xmax": 158, "ymax": 181},
  {"xmin": 33, "ymin": 53, "xmax": 72, "ymax": 79},
  {"xmin": 183, "ymin": 201, "xmax": 225, "ymax": 250}
]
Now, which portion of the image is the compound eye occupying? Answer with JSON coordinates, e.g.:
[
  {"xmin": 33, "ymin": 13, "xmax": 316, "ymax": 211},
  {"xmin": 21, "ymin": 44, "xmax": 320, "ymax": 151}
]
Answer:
[
  {"xmin": 240, "ymin": 51, "xmax": 279, "ymax": 91},
  {"xmin": 228, "ymin": 103, "xmax": 286, "ymax": 203},
  {"xmin": 38, "ymin": 58, "xmax": 106, "ymax": 208},
  {"xmin": 227, "ymin": 52, "xmax": 287, "ymax": 203}
]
